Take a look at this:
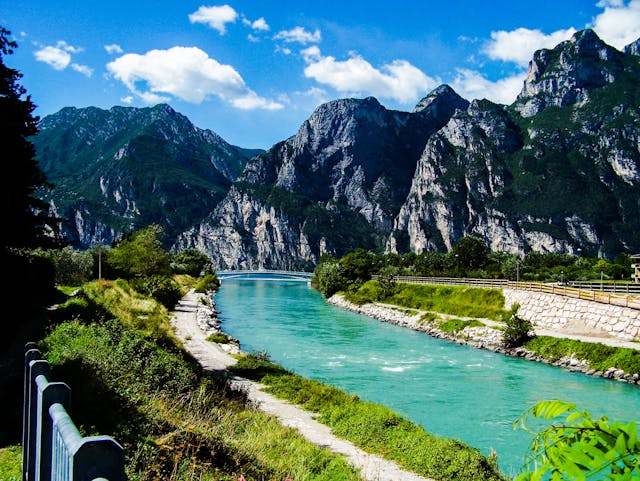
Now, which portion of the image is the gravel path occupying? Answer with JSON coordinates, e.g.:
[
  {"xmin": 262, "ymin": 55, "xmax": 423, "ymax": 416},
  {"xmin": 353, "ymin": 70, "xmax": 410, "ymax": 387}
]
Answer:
[{"xmin": 170, "ymin": 290, "xmax": 434, "ymax": 481}]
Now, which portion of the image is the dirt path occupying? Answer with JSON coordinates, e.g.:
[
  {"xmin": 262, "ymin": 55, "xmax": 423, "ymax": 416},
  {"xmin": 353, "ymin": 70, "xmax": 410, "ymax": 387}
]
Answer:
[{"xmin": 170, "ymin": 290, "xmax": 434, "ymax": 481}]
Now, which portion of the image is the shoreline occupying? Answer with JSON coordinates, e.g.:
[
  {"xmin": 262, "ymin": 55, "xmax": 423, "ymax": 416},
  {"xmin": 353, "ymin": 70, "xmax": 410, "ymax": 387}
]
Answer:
[{"xmin": 327, "ymin": 294, "xmax": 640, "ymax": 385}]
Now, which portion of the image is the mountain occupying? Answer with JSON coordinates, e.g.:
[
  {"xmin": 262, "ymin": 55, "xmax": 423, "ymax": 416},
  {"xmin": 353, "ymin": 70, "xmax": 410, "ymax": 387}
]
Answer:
[
  {"xmin": 36, "ymin": 29, "xmax": 640, "ymax": 268},
  {"xmin": 34, "ymin": 104, "xmax": 261, "ymax": 247},
  {"xmin": 177, "ymin": 29, "xmax": 640, "ymax": 268},
  {"xmin": 174, "ymin": 87, "xmax": 468, "ymax": 269}
]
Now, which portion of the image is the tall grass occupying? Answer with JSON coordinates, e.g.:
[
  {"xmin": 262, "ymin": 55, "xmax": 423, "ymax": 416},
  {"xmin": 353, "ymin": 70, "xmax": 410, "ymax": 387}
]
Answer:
[
  {"xmin": 524, "ymin": 336, "xmax": 640, "ymax": 374},
  {"xmin": 346, "ymin": 280, "xmax": 506, "ymax": 320},
  {"xmin": 41, "ymin": 279, "xmax": 361, "ymax": 481},
  {"xmin": 0, "ymin": 445, "xmax": 22, "ymax": 481},
  {"xmin": 233, "ymin": 354, "xmax": 505, "ymax": 481}
]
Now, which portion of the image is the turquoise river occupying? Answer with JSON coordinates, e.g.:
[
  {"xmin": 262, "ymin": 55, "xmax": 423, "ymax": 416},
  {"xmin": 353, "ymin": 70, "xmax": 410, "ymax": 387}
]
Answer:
[{"xmin": 215, "ymin": 277, "xmax": 639, "ymax": 477}]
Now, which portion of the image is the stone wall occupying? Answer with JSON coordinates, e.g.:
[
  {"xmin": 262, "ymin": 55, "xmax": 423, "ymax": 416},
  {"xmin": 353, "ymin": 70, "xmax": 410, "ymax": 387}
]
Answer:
[{"xmin": 503, "ymin": 289, "xmax": 640, "ymax": 341}]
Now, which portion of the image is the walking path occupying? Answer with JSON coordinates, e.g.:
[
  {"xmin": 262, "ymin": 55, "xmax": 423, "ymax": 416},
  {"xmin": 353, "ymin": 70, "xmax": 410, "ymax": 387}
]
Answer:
[{"xmin": 170, "ymin": 290, "xmax": 433, "ymax": 481}]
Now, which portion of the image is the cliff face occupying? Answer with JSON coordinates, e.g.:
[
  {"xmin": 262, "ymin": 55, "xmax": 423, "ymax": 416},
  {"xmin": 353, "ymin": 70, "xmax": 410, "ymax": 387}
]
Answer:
[
  {"xmin": 35, "ymin": 104, "xmax": 258, "ymax": 247},
  {"xmin": 37, "ymin": 30, "xmax": 640, "ymax": 268},
  {"xmin": 175, "ymin": 87, "xmax": 469, "ymax": 268},
  {"xmin": 389, "ymin": 30, "xmax": 640, "ymax": 259}
]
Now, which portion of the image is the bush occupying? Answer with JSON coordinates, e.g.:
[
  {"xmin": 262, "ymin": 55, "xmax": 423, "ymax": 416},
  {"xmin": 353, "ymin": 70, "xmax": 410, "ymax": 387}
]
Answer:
[
  {"xmin": 131, "ymin": 275, "xmax": 182, "ymax": 309},
  {"xmin": 194, "ymin": 273, "xmax": 220, "ymax": 293},
  {"xmin": 501, "ymin": 304, "xmax": 534, "ymax": 348},
  {"xmin": 312, "ymin": 261, "xmax": 348, "ymax": 297}
]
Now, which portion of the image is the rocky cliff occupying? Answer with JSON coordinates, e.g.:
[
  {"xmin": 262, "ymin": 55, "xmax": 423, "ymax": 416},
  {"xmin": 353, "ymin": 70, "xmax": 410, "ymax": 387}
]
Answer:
[
  {"xmin": 177, "ymin": 30, "xmax": 640, "ymax": 268},
  {"xmin": 36, "ymin": 30, "xmax": 640, "ymax": 268},
  {"xmin": 35, "ymin": 104, "xmax": 259, "ymax": 247}
]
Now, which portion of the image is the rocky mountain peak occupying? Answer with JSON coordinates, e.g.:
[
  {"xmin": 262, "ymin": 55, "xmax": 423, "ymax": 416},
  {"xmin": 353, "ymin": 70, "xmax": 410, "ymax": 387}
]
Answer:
[
  {"xmin": 624, "ymin": 37, "xmax": 640, "ymax": 56},
  {"xmin": 413, "ymin": 84, "xmax": 470, "ymax": 120},
  {"xmin": 515, "ymin": 29, "xmax": 626, "ymax": 117}
]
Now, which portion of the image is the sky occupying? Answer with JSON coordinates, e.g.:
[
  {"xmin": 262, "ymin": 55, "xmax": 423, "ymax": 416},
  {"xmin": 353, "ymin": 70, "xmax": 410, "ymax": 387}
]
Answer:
[{"xmin": 2, "ymin": 1, "xmax": 640, "ymax": 149}]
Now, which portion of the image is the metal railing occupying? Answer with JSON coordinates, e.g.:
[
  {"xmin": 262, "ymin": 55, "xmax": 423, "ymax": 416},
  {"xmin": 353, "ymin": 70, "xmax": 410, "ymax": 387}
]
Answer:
[
  {"xmin": 23, "ymin": 342, "xmax": 125, "ymax": 481},
  {"xmin": 373, "ymin": 276, "xmax": 640, "ymax": 310}
]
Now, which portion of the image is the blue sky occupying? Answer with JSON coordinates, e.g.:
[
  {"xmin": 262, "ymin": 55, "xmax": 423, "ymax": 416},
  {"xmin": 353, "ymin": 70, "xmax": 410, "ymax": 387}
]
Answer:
[{"xmin": 2, "ymin": 1, "xmax": 640, "ymax": 148}]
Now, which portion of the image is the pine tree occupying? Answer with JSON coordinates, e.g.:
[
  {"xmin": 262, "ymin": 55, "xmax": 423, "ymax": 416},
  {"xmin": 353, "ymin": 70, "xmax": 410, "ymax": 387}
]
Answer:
[{"xmin": 0, "ymin": 27, "xmax": 57, "ymax": 249}]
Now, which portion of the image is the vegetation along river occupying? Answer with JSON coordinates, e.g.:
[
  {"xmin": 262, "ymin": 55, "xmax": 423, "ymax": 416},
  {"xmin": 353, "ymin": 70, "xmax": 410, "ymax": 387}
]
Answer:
[{"xmin": 215, "ymin": 277, "xmax": 639, "ymax": 477}]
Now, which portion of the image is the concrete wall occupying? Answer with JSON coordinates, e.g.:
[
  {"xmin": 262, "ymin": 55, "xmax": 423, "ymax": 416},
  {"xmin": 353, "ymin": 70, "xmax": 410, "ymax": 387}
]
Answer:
[{"xmin": 503, "ymin": 288, "xmax": 640, "ymax": 341}]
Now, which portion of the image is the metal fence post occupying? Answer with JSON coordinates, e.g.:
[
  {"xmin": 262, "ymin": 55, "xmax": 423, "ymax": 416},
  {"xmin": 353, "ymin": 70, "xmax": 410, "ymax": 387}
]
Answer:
[
  {"xmin": 35, "ymin": 377, "xmax": 71, "ymax": 481},
  {"xmin": 23, "ymin": 345, "xmax": 40, "ymax": 481},
  {"xmin": 49, "ymin": 403, "xmax": 125, "ymax": 481},
  {"xmin": 26, "ymin": 359, "xmax": 50, "ymax": 481}
]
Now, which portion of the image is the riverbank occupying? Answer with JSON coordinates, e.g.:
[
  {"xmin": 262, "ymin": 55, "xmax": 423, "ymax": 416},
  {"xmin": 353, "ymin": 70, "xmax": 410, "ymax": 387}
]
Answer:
[
  {"xmin": 171, "ymin": 289, "xmax": 440, "ymax": 481},
  {"xmin": 327, "ymin": 294, "xmax": 640, "ymax": 385}
]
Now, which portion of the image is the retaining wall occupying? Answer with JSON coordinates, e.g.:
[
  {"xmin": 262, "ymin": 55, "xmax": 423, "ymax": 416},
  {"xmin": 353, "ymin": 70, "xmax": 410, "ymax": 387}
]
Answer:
[{"xmin": 503, "ymin": 288, "xmax": 640, "ymax": 341}]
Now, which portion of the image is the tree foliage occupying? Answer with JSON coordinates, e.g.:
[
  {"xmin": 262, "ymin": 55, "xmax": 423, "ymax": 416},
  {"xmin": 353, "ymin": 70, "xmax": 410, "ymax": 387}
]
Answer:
[
  {"xmin": 0, "ymin": 27, "xmax": 57, "ymax": 250},
  {"xmin": 107, "ymin": 224, "xmax": 171, "ymax": 278},
  {"xmin": 502, "ymin": 304, "xmax": 535, "ymax": 348},
  {"xmin": 515, "ymin": 400, "xmax": 640, "ymax": 481},
  {"xmin": 171, "ymin": 248, "xmax": 212, "ymax": 277}
]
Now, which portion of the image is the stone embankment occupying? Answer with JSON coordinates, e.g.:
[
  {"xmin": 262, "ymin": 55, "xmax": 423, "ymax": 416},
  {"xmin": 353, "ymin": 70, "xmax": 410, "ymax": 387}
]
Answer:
[
  {"xmin": 504, "ymin": 289, "xmax": 640, "ymax": 341},
  {"xmin": 193, "ymin": 294, "xmax": 240, "ymax": 354},
  {"xmin": 327, "ymin": 295, "xmax": 640, "ymax": 385}
]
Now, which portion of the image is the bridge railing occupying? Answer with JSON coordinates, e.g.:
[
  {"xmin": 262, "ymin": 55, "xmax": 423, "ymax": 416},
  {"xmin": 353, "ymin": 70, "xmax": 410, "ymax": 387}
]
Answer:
[
  {"xmin": 373, "ymin": 276, "xmax": 640, "ymax": 310},
  {"xmin": 23, "ymin": 342, "xmax": 125, "ymax": 481}
]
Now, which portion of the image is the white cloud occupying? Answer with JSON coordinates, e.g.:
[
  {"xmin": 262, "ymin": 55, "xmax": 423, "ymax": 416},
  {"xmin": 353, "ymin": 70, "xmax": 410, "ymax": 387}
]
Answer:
[
  {"xmin": 34, "ymin": 45, "xmax": 71, "ymax": 70},
  {"xmin": 250, "ymin": 17, "xmax": 269, "ymax": 32},
  {"xmin": 303, "ymin": 49, "xmax": 438, "ymax": 104},
  {"xmin": 189, "ymin": 5, "xmax": 238, "ymax": 34},
  {"xmin": 121, "ymin": 96, "xmax": 134, "ymax": 104},
  {"xmin": 106, "ymin": 46, "xmax": 282, "ymax": 110},
  {"xmin": 105, "ymin": 44, "xmax": 123, "ymax": 54},
  {"xmin": 591, "ymin": 0, "xmax": 640, "ymax": 48},
  {"xmin": 34, "ymin": 40, "xmax": 90, "ymax": 75},
  {"xmin": 71, "ymin": 63, "xmax": 93, "ymax": 77},
  {"xmin": 274, "ymin": 26, "xmax": 321, "ymax": 44},
  {"xmin": 483, "ymin": 27, "xmax": 577, "ymax": 65},
  {"xmin": 451, "ymin": 68, "xmax": 525, "ymax": 105}
]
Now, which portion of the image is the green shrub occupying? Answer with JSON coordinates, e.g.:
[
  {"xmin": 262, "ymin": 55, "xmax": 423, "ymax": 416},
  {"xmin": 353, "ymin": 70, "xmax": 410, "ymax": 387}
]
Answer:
[
  {"xmin": 344, "ymin": 280, "xmax": 383, "ymax": 305},
  {"xmin": 131, "ymin": 275, "xmax": 182, "ymax": 309},
  {"xmin": 194, "ymin": 273, "xmax": 220, "ymax": 293},
  {"xmin": 501, "ymin": 304, "xmax": 534, "ymax": 348},
  {"xmin": 206, "ymin": 332, "xmax": 228, "ymax": 343}
]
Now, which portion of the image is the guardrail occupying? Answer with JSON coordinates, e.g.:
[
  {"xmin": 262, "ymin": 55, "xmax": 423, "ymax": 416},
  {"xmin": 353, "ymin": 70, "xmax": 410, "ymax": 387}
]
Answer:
[
  {"xmin": 373, "ymin": 276, "xmax": 640, "ymax": 310},
  {"xmin": 23, "ymin": 342, "xmax": 125, "ymax": 481}
]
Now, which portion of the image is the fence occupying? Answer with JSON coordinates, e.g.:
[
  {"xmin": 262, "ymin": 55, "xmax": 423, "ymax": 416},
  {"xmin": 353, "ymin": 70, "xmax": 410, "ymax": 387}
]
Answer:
[
  {"xmin": 23, "ymin": 342, "xmax": 125, "ymax": 481},
  {"xmin": 373, "ymin": 276, "xmax": 640, "ymax": 310}
]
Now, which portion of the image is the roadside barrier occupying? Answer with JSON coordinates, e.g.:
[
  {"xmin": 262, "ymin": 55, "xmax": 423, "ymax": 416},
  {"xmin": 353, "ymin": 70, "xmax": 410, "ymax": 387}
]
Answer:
[{"xmin": 22, "ymin": 342, "xmax": 125, "ymax": 481}]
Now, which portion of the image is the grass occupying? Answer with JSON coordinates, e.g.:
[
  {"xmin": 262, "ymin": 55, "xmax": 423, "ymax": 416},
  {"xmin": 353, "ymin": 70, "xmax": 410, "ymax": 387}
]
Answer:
[
  {"xmin": 205, "ymin": 332, "xmax": 228, "ymax": 343},
  {"xmin": 438, "ymin": 319, "xmax": 485, "ymax": 333},
  {"xmin": 524, "ymin": 336, "xmax": 640, "ymax": 374},
  {"xmin": 232, "ymin": 354, "xmax": 505, "ymax": 481},
  {"xmin": 346, "ymin": 280, "xmax": 506, "ymax": 320},
  {"xmin": 40, "ymin": 278, "xmax": 361, "ymax": 481},
  {"xmin": 0, "ymin": 445, "xmax": 22, "ymax": 481}
]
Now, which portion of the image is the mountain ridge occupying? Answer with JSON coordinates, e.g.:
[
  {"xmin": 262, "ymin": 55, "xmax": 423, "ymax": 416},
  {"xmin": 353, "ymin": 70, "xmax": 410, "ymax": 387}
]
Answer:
[{"xmin": 35, "ymin": 29, "xmax": 640, "ymax": 268}]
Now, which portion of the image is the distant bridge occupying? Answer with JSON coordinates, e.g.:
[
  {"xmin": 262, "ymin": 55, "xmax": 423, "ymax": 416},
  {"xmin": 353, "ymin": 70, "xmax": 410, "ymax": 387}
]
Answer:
[{"xmin": 217, "ymin": 269, "xmax": 313, "ymax": 282}]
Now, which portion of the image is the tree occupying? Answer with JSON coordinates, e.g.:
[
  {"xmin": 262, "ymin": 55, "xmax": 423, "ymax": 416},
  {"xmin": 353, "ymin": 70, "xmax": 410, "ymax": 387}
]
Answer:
[
  {"xmin": 107, "ymin": 225, "xmax": 171, "ymax": 278},
  {"xmin": 0, "ymin": 27, "xmax": 57, "ymax": 250},
  {"xmin": 502, "ymin": 304, "xmax": 534, "ymax": 348},
  {"xmin": 515, "ymin": 400, "xmax": 640, "ymax": 481},
  {"xmin": 172, "ymin": 248, "xmax": 212, "ymax": 277},
  {"xmin": 452, "ymin": 236, "xmax": 488, "ymax": 273}
]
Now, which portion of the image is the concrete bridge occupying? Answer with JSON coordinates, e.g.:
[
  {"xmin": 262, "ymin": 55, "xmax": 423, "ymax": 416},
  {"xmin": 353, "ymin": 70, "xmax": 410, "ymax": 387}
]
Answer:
[{"xmin": 217, "ymin": 269, "xmax": 313, "ymax": 282}]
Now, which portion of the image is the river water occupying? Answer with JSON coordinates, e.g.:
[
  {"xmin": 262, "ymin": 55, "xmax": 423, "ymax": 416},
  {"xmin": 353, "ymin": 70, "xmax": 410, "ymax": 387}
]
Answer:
[{"xmin": 215, "ymin": 278, "xmax": 639, "ymax": 477}]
